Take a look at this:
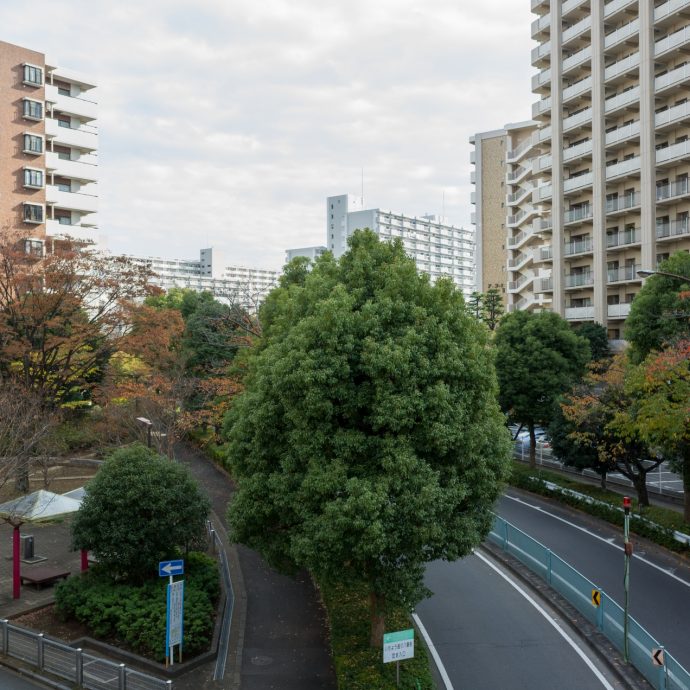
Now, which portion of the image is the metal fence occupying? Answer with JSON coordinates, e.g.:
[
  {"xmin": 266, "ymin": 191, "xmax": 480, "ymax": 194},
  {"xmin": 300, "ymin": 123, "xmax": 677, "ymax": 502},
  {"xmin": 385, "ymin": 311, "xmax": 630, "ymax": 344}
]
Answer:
[
  {"xmin": 0, "ymin": 619, "xmax": 171, "ymax": 690},
  {"xmin": 208, "ymin": 519, "xmax": 235, "ymax": 681},
  {"xmin": 488, "ymin": 515, "xmax": 690, "ymax": 690}
]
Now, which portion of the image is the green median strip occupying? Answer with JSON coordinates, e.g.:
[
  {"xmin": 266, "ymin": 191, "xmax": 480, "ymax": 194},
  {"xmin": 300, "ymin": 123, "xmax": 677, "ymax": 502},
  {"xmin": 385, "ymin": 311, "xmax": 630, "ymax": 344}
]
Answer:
[{"xmin": 509, "ymin": 461, "xmax": 690, "ymax": 554}]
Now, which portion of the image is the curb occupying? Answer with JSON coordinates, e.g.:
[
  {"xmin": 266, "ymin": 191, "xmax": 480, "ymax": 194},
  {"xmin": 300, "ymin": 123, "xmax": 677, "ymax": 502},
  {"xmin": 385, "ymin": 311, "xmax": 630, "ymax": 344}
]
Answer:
[{"xmin": 479, "ymin": 541, "xmax": 652, "ymax": 690}]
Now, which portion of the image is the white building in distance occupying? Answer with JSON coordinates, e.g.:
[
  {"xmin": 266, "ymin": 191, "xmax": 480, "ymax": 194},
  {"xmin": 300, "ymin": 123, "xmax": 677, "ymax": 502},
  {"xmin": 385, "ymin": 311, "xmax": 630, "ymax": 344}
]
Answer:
[{"xmin": 287, "ymin": 194, "xmax": 475, "ymax": 297}]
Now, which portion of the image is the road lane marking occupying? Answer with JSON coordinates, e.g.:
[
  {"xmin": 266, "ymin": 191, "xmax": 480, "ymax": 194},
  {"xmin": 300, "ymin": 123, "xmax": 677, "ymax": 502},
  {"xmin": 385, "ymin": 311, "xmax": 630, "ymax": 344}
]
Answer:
[
  {"xmin": 475, "ymin": 550, "xmax": 617, "ymax": 690},
  {"xmin": 504, "ymin": 494, "xmax": 690, "ymax": 588},
  {"xmin": 411, "ymin": 612, "xmax": 454, "ymax": 690}
]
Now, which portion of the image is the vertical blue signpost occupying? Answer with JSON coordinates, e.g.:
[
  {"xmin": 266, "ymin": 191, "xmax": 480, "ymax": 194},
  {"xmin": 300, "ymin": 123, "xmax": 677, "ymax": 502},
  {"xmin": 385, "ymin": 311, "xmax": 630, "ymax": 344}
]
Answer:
[{"xmin": 159, "ymin": 559, "xmax": 184, "ymax": 666}]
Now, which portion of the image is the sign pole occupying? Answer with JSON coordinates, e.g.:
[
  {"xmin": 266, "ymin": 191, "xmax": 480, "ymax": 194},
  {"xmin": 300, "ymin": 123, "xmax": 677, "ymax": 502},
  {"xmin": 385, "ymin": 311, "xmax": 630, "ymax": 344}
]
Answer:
[
  {"xmin": 623, "ymin": 498, "xmax": 630, "ymax": 663},
  {"xmin": 396, "ymin": 660, "xmax": 400, "ymax": 687},
  {"xmin": 169, "ymin": 574, "xmax": 174, "ymax": 667}
]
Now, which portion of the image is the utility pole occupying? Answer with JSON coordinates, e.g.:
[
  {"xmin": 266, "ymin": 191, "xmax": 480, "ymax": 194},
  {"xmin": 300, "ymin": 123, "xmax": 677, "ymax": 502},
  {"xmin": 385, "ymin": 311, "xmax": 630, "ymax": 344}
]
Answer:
[{"xmin": 623, "ymin": 495, "xmax": 632, "ymax": 663}]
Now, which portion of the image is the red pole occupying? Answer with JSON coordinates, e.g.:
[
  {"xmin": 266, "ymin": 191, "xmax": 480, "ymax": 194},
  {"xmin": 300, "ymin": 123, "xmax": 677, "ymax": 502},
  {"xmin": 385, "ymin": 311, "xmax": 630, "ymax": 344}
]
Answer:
[
  {"xmin": 81, "ymin": 549, "xmax": 89, "ymax": 572},
  {"xmin": 13, "ymin": 526, "xmax": 20, "ymax": 599}
]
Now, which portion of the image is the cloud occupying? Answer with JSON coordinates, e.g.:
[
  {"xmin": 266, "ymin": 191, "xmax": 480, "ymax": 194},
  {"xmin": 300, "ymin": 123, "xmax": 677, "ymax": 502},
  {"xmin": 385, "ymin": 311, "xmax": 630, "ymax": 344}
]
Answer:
[{"xmin": 0, "ymin": 0, "xmax": 535, "ymax": 270}]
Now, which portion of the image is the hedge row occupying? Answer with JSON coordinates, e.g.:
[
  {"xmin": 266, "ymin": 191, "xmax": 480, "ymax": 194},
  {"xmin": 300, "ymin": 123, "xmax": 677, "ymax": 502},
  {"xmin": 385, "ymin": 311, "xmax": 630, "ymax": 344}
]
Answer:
[
  {"xmin": 509, "ymin": 464, "xmax": 689, "ymax": 554},
  {"xmin": 55, "ymin": 552, "xmax": 219, "ymax": 661}
]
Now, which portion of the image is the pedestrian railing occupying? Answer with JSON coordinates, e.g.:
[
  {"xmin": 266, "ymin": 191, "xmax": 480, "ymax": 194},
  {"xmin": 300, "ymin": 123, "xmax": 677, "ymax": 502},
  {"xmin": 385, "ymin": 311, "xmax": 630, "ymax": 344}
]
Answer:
[
  {"xmin": 488, "ymin": 515, "xmax": 690, "ymax": 690},
  {"xmin": 0, "ymin": 619, "xmax": 171, "ymax": 690}
]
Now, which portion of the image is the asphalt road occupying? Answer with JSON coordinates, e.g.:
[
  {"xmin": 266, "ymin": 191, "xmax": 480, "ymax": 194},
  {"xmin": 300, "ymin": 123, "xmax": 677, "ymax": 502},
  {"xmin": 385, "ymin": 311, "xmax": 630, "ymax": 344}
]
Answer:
[
  {"xmin": 416, "ymin": 553, "xmax": 623, "ymax": 690},
  {"xmin": 497, "ymin": 491, "xmax": 690, "ymax": 668},
  {"xmin": 0, "ymin": 667, "xmax": 47, "ymax": 690}
]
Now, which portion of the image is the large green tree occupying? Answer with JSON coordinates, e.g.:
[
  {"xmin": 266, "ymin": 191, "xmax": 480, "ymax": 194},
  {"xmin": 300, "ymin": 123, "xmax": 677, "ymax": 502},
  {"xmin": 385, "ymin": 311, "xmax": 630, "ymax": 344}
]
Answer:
[
  {"xmin": 574, "ymin": 322, "xmax": 610, "ymax": 362},
  {"xmin": 72, "ymin": 444, "xmax": 210, "ymax": 583},
  {"xmin": 482, "ymin": 288, "xmax": 504, "ymax": 331},
  {"xmin": 625, "ymin": 251, "xmax": 690, "ymax": 363},
  {"xmin": 495, "ymin": 310, "xmax": 590, "ymax": 467},
  {"xmin": 224, "ymin": 230, "xmax": 511, "ymax": 646}
]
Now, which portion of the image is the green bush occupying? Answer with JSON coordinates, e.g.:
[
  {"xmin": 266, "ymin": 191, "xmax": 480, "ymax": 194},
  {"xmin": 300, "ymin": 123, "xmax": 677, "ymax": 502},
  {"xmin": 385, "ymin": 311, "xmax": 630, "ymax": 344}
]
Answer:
[{"xmin": 55, "ymin": 551, "xmax": 218, "ymax": 661}]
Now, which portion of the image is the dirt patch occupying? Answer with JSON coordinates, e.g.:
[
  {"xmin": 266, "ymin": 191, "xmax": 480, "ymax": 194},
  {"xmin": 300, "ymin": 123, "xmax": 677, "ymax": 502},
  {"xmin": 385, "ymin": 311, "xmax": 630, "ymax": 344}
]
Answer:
[{"xmin": 13, "ymin": 604, "xmax": 91, "ymax": 642}]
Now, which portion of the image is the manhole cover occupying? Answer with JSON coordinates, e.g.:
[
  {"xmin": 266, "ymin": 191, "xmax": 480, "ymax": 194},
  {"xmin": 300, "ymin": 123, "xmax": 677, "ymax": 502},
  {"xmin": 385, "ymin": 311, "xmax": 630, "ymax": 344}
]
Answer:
[{"xmin": 250, "ymin": 655, "xmax": 273, "ymax": 666}]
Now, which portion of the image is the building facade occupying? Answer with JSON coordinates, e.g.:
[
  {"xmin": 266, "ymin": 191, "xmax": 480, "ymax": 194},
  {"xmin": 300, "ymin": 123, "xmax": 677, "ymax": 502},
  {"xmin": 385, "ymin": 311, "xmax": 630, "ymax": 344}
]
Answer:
[
  {"xmin": 0, "ymin": 40, "xmax": 98, "ymax": 250},
  {"xmin": 472, "ymin": 2, "xmax": 690, "ymax": 338},
  {"xmin": 131, "ymin": 248, "xmax": 280, "ymax": 310},
  {"xmin": 323, "ymin": 194, "xmax": 475, "ymax": 296}
]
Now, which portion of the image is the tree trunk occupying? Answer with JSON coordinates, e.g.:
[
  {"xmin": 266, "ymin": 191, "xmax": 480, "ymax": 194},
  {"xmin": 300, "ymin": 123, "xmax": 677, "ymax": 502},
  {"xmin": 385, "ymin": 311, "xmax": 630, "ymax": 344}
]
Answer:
[
  {"xmin": 599, "ymin": 472, "xmax": 607, "ymax": 490},
  {"xmin": 528, "ymin": 423, "xmax": 536, "ymax": 469},
  {"xmin": 15, "ymin": 457, "xmax": 29, "ymax": 493},
  {"xmin": 634, "ymin": 472, "xmax": 650, "ymax": 508},
  {"xmin": 369, "ymin": 590, "xmax": 386, "ymax": 648}
]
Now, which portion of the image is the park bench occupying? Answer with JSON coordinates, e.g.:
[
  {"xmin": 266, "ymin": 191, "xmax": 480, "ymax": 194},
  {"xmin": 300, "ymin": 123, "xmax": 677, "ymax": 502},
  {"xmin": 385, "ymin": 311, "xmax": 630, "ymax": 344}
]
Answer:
[{"xmin": 20, "ymin": 566, "xmax": 70, "ymax": 590}]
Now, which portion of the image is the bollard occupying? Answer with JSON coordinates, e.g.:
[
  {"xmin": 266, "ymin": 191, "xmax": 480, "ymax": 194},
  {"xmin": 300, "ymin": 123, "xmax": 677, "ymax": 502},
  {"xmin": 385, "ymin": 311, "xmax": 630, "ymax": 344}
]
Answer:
[
  {"xmin": 210, "ymin": 529, "xmax": 216, "ymax": 553},
  {"xmin": 1, "ymin": 619, "xmax": 8, "ymax": 655},
  {"xmin": 75, "ymin": 648, "xmax": 83, "ymax": 686},
  {"xmin": 118, "ymin": 662, "xmax": 126, "ymax": 690}
]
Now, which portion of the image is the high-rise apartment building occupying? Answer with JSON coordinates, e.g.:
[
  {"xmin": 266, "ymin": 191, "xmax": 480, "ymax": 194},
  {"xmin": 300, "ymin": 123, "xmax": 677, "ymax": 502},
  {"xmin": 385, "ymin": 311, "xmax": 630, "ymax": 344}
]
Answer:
[
  {"xmin": 0, "ymin": 40, "xmax": 98, "ymax": 250},
  {"xmin": 318, "ymin": 194, "xmax": 475, "ymax": 296},
  {"xmin": 472, "ymin": 1, "xmax": 690, "ymax": 338}
]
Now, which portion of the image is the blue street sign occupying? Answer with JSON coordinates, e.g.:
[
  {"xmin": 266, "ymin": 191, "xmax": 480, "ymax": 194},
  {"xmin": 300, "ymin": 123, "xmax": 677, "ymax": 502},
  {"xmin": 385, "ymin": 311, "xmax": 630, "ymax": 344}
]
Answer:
[{"xmin": 159, "ymin": 559, "xmax": 184, "ymax": 577}]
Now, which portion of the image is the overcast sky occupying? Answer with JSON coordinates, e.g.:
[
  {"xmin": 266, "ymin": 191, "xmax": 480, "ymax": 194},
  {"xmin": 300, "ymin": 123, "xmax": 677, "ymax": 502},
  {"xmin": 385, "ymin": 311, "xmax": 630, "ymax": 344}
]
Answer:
[{"xmin": 3, "ymin": 1, "xmax": 535, "ymax": 270}]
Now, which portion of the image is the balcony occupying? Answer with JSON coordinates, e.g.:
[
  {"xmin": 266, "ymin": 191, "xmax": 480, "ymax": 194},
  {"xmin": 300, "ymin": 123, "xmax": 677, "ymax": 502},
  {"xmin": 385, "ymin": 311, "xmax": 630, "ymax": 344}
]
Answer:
[
  {"xmin": 656, "ymin": 100, "xmax": 690, "ymax": 131},
  {"xmin": 564, "ymin": 207, "xmax": 593, "ymax": 225},
  {"xmin": 470, "ymin": 171, "xmax": 476, "ymax": 184},
  {"xmin": 536, "ymin": 183, "xmax": 553, "ymax": 202},
  {"xmin": 656, "ymin": 219, "xmax": 690, "ymax": 241},
  {"xmin": 537, "ymin": 276, "xmax": 554, "ymax": 292},
  {"xmin": 605, "ymin": 192, "xmax": 640, "ymax": 214},
  {"xmin": 46, "ymin": 219, "xmax": 98, "ymax": 239},
  {"xmin": 45, "ymin": 117, "xmax": 97, "ymax": 151},
  {"xmin": 605, "ymin": 0, "xmax": 638, "ymax": 19},
  {"xmin": 563, "ymin": 107, "xmax": 592, "ymax": 132},
  {"xmin": 532, "ymin": 96, "xmax": 552, "ymax": 119},
  {"xmin": 607, "ymin": 265, "xmax": 641, "ymax": 283},
  {"xmin": 565, "ymin": 236, "xmax": 593, "ymax": 256},
  {"xmin": 536, "ymin": 217, "xmax": 553, "ymax": 232},
  {"xmin": 566, "ymin": 271, "xmax": 594, "ymax": 288},
  {"xmin": 531, "ymin": 12, "xmax": 550, "ymax": 38},
  {"xmin": 563, "ymin": 46, "xmax": 592, "ymax": 75},
  {"xmin": 604, "ymin": 19, "xmax": 640, "ymax": 52},
  {"xmin": 605, "ymin": 156, "xmax": 640, "ymax": 181},
  {"xmin": 539, "ymin": 124, "xmax": 552, "ymax": 142},
  {"xmin": 604, "ymin": 52, "xmax": 640, "ymax": 84},
  {"xmin": 45, "ymin": 84, "xmax": 97, "ymax": 121},
  {"xmin": 563, "ymin": 139, "xmax": 592, "ymax": 163},
  {"xmin": 656, "ymin": 179, "xmax": 689, "ymax": 203},
  {"xmin": 655, "ymin": 25, "xmax": 690, "ymax": 60},
  {"xmin": 564, "ymin": 171, "xmax": 593, "ymax": 194},
  {"xmin": 45, "ymin": 185, "xmax": 98, "ymax": 213},
  {"xmin": 604, "ymin": 86, "xmax": 640, "ymax": 115},
  {"xmin": 45, "ymin": 152, "xmax": 98, "ymax": 182},
  {"xmin": 656, "ymin": 63, "xmax": 690, "ymax": 96},
  {"xmin": 563, "ymin": 0, "xmax": 588, "ymax": 16},
  {"xmin": 656, "ymin": 139, "xmax": 690, "ymax": 168},
  {"xmin": 655, "ymin": 0, "xmax": 690, "ymax": 25},
  {"xmin": 566, "ymin": 306, "xmax": 595, "ymax": 320},
  {"xmin": 607, "ymin": 303, "xmax": 632, "ymax": 319},
  {"xmin": 532, "ymin": 68, "xmax": 551, "ymax": 92},
  {"xmin": 563, "ymin": 15, "xmax": 591, "ymax": 47},
  {"xmin": 607, "ymin": 227, "xmax": 640, "ymax": 249},
  {"xmin": 562, "ymin": 76, "xmax": 592, "ymax": 105},
  {"xmin": 605, "ymin": 120, "xmax": 640, "ymax": 147},
  {"xmin": 539, "ymin": 245, "xmax": 553, "ymax": 261},
  {"xmin": 532, "ymin": 41, "xmax": 552, "ymax": 67},
  {"xmin": 535, "ymin": 153, "xmax": 553, "ymax": 172}
]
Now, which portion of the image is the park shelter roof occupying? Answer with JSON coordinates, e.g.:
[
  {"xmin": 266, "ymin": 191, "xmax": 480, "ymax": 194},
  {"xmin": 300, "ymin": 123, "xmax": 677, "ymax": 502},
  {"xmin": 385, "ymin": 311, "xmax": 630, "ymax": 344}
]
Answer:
[{"xmin": 0, "ymin": 489, "xmax": 82, "ymax": 521}]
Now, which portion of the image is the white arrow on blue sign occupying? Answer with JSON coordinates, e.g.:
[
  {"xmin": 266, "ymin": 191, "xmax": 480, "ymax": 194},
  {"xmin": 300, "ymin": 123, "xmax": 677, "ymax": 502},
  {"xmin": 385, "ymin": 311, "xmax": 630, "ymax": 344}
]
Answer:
[{"xmin": 159, "ymin": 559, "xmax": 184, "ymax": 577}]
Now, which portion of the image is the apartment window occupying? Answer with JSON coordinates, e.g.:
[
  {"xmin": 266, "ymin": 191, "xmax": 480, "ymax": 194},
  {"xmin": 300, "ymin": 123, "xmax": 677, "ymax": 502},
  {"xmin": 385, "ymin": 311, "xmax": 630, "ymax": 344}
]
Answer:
[
  {"xmin": 55, "ymin": 211, "xmax": 72, "ymax": 225},
  {"xmin": 23, "ymin": 168, "xmax": 43, "ymax": 189},
  {"xmin": 23, "ymin": 64, "xmax": 43, "ymax": 86},
  {"xmin": 23, "ymin": 203, "xmax": 43, "ymax": 223},
  {"xmin": 56, "ymin": 181, "xmax": 71, "ymax": 192},
  {"xmin": 23, "ymin": 133, "xmax": 43, "ymax": 154},
  {"xmin": 625, "ymin": 293, "xmax": 636, "ymax": 304},
  {"xmin": 657, "ymin": 252, "xmax": 670, "ymax": 265},
  {"xmin": 607, "ymin": 294, "xmax": 620, "ymax": 305},
  {"xmin": 22, "ymin": 99, "xmax": 43, "ymax": 121},
  {"xmin": 608, "ymin": 328, "xmax": 620, "ymax": 340},
  {"xmin": 656, "ymin": 141, "xmax": 669, "ymax": 150},
  {"xmin": 24, "ymin": 239, "xmax": 44, "ymax": 257}
]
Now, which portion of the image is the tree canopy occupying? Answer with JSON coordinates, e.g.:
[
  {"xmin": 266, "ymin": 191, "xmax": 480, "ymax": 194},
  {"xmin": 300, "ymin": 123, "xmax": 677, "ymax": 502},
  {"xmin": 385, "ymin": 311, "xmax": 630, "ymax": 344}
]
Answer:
[
  {"xmin": 224, "ymin": 230, "xmax": 511, "ymax": 645},
  {"xmin": 574, "ymin": 322, "xmax": 610, "ymax": 362},
  {"xmin": 495, "ymin": 310, "xmax": 590, "ymax": 466},
  {"xmin": 625, "ymin": 251, "xmax": 690, "ymax": 363},
  {"xmin": 71, "ymin": 444, "xmax": 210, "ymax": 583}
]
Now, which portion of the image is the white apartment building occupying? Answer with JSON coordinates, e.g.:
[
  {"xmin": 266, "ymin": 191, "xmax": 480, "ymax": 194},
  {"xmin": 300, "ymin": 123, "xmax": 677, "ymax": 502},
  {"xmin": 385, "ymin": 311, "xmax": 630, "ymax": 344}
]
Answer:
[
  {"xmin": 131, "ymin": 248, "xmax": 280, "ymax": 310},
  {"xmin": 286, "ymin": 246, "xmax": 327, "ymax": 263},
  {"xmin": 319, "ymin": 194, "xmax": 475, "ymax": 296},
  {"xmin": 0, "ymin": 40, "xmax": 98, "ymax": 249},
  {"xmin": 472, "ymin": 1, "xmax": 690, "ymax": 338}
]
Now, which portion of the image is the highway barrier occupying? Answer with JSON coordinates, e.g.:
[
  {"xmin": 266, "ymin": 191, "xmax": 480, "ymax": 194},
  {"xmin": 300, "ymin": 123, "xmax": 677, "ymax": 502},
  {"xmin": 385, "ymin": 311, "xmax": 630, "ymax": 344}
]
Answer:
[{"xmin": 489, "ymin": 515, "xmax": 690, "ymax": 690}]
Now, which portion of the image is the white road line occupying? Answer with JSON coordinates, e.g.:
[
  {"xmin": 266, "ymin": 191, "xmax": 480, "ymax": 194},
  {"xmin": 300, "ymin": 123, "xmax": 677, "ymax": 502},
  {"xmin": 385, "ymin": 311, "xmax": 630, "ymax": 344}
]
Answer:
[
  {"xmin": 504, "ymin": 494, "xmax": 690, "ymax": 588},
  {"xmin": 411, "ymin": 611, "xmax": 454, "ymax": 690},
  {"xmin": 474, "ymin": 550, "xmax": 617, "ymax": 690}
]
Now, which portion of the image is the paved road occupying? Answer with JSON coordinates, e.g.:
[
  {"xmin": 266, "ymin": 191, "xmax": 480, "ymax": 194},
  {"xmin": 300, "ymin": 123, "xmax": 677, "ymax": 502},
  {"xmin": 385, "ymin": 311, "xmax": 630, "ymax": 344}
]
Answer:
[
  {"xmin": 416, "ymin": 553, "xmax": 623, "ymax": 690},
  {"xmin": 498, "ymin": 490, "xmax": 690, "ymax": 668},
  {"xmin": 0, "ymin": 667, "xmax": 48, "ymax": 689}
]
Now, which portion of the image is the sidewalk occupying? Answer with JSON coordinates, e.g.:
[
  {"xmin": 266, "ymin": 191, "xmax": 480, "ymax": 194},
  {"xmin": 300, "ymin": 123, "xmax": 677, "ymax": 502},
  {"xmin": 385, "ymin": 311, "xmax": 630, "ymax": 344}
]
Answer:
[{"xmin": 174, "ymin": 443, "xmax": 337, "ymax": 690}]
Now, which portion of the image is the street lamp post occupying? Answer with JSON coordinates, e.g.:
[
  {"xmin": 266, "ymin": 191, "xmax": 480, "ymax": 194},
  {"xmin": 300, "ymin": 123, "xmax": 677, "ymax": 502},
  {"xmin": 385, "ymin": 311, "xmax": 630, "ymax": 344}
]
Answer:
[
  {"xmin": 637, "ymin": 268, "xmax": 690, "ymax": 281},
  {"xmin": 136, "ymin": 417, "xmax": 153, "ymax": 448}
]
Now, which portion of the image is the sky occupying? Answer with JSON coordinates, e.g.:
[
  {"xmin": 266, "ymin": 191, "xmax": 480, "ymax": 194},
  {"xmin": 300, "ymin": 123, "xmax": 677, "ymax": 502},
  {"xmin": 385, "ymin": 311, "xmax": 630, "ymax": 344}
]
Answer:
[{"xmin": 2, "ymin": 0, "xmax": 536, "ymax": 271}]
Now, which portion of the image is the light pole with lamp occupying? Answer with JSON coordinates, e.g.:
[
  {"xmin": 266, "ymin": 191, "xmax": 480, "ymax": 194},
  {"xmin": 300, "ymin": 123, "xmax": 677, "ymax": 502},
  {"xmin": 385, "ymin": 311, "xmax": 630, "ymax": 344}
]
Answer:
[
  {"xmin": 136, "ymin": 416, "xmax": 153, "ymax": 449},
  {"xmin": 637, "ymin": 268, "xmax": 690, "ymax": 281}
]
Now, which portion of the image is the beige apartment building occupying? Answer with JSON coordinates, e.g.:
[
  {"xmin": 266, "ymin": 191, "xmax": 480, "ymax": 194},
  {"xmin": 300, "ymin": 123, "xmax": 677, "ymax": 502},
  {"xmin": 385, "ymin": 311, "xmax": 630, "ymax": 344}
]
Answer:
[
  {"xmin": 472, "ymin": 0, "xmax": 690, "ymax": 338},
  {"xmin": 0, "ymin": 40, "xmax": 98, "ymax": 253}
]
